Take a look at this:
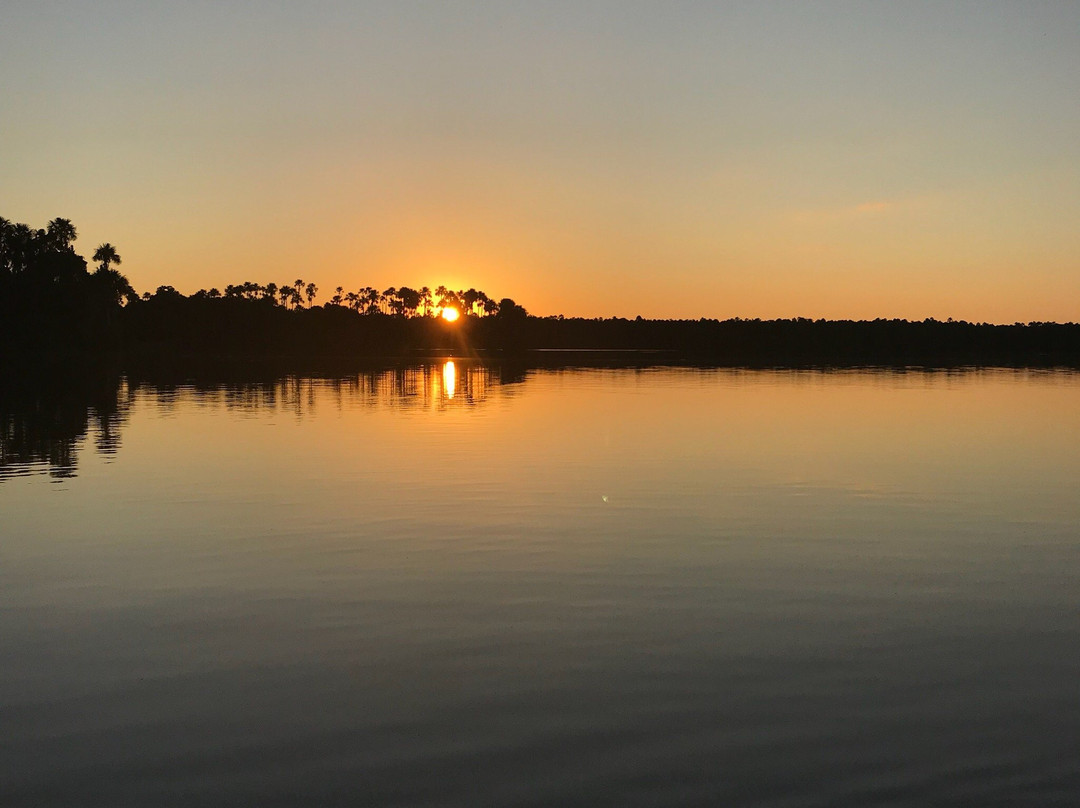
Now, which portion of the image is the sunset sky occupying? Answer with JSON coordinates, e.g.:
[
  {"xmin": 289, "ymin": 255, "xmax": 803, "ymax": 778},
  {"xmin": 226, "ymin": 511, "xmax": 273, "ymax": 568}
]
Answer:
[{"xmin": 3, "ymin": 1, "xmax": 1078, "ymax": 321}]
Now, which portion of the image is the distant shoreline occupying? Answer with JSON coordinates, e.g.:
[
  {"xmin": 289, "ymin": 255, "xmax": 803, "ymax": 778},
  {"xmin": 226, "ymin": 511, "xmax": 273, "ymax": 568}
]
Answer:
[
  {"xmin": 68, "ymin": 314, "xmax": 1080, "ymax": 370},
  {"xmin": 6, "ymin": 340, "xmax": 1080, "ymax": 381},
  {"xmin": 5, "ymin": 215, "xmax": 1078, "ymax": 370}
]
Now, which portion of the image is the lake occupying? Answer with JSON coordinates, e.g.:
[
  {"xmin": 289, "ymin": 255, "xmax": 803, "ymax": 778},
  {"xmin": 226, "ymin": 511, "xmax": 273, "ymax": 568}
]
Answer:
[{"xmin": 2, "ymin": 361, "xmax": 1079, "ymax": 806}]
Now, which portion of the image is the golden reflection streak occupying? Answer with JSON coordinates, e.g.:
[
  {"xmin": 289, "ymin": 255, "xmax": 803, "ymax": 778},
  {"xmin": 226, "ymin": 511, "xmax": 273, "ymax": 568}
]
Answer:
[{"xmin": 443, "ymin": 360, "xmax": 456, "ymax": 399}]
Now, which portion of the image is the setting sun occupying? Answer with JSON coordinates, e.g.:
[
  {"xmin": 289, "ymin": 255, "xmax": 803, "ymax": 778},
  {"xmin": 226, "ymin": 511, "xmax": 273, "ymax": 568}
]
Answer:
[{"xmin": 441, "ymin": 307, "xmax": 460, "ymax": 322}]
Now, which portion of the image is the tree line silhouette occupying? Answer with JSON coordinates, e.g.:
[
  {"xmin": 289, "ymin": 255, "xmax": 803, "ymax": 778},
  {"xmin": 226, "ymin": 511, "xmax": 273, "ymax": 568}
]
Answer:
[
  {"xmin": 151, "ymin": 278, "xmax": 512, "ymax": 318},
  {"xmin": 3, "ymin": 214, "xmax": 1080, "ymax": 364},
  {"xmin": 0, "ymin": 216, "xmax": 136, "ymax": 349},
  {"xmin": 1, "ymin": 215, "xmax": 530, "ymax": 355},
  {"xmin": 127, "ymin": 278, "xmax": 528, "ymax": 355}
]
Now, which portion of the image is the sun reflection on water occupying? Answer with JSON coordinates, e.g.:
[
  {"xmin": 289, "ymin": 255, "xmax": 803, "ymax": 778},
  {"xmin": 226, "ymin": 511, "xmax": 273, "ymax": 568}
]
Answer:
[{"xmin": 443, "ymin": 360, "xmax": 456, "ymax": 399}]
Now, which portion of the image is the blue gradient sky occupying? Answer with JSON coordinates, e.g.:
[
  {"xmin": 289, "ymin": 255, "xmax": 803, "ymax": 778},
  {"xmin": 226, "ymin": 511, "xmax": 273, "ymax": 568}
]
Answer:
[{"xmin": 3, "ymin": 1, "xmax": 1078, "ymax": 320}]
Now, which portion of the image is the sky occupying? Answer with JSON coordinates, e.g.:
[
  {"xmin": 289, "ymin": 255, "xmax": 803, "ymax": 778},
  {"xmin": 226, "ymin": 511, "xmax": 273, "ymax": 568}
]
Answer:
[{"xmin": 3, "ymin": 1, "xmax": 1079, "ymax": 321}]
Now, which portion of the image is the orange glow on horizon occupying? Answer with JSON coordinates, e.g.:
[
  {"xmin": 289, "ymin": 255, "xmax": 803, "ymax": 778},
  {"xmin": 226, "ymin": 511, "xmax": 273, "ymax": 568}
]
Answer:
[{"xmin": 441, "ymin": 307, "xmax": 460, "ymax": 322}]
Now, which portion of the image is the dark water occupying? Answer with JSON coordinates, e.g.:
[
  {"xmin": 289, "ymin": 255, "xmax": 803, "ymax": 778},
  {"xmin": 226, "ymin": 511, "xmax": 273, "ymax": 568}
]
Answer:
[{"xmin": 2, "ymin": 363, "xmax": 1079, "ymax": 806}]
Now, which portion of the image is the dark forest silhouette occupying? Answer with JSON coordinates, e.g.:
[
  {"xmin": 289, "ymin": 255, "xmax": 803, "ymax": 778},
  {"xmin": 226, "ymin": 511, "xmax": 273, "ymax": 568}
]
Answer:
[
  {"xmin": 0, "ymin": 216, "xmax": 136, "ymax": 350},
  {"xmin": 3, "ymin": 214, "xmax": 1080, "ymax": 364}
]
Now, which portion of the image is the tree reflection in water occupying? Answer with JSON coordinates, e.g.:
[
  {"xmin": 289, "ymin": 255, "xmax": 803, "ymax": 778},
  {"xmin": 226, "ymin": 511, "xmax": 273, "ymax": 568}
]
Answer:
[
  {"xmin": 0, "ymin": 361, "xmax": 527, "ymax": 480},
  {"xmin": 0, "ymin": 369, "xmax": 131, "ymax": 481}
]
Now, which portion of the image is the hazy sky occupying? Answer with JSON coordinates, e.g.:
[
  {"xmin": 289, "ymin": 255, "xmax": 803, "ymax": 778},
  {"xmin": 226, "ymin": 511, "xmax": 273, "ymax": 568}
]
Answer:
[{"xmin": 3, "ymin": 1, "xmax": 1079, "ymax": 321}]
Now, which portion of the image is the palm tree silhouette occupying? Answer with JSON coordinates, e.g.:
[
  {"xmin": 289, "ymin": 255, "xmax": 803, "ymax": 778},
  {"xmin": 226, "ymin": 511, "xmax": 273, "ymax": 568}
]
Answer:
[
  {"xmin": 46, "ymin": 218, "xmax": 77, "ymax": 251},
  {"xmin": 463, "ymin": 288, "xmax": 480, "ymax": 316},
  {"xmin": 91, "ymin": 265, "xmax": 136, "ymax": 307},
  {"xmin": 93, "ymin": 243, "xmax": 121, "ymax": 272},
  {"xmin": 382, "ymin": 287, "xmax": 398, "ymax": 316},
  {"xmin": 397, "ymin": 287, "xmax": 420, "ymax": 317},
  {"xmin": 476, "ymin": 290, "xmax": 492, "ymax": 316}
]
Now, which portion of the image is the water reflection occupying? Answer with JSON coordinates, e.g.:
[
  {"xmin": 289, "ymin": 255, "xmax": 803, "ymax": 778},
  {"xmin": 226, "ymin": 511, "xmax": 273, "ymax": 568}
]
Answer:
[
  {"xmin": 4, "ymin": 361, "xmax": 1079, "ymax": 483},
  {"xmin": 444, "ymin": 359, "xmax": 457, "ymax": 399},
  {"xmin": 184, "ymin": 361, "xmax": 501, "ymax": 415},
  {"xmin": 3, "ymin": 362, "xmax": 1080, "ymax": 806},
  {"xmin": 0, "ymin": 370, "xmax": 131, "ymax": 481},
  {"xmin": 0, "ymin": 361, "xmax": 510, "ymax": 481}
]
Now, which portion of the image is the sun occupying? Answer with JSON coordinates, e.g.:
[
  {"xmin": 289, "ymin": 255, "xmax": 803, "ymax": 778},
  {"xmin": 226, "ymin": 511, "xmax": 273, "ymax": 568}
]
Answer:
[{"xmin": 441, "ymin": 307, "xmax": 460, "ymax": 322}]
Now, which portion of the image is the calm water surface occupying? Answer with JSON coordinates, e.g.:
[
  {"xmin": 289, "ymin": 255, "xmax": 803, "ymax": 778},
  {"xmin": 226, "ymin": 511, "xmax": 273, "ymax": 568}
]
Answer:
[{"xmin": 2, "ymin": 364, "xmax": 1079, "ymax": 806}]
